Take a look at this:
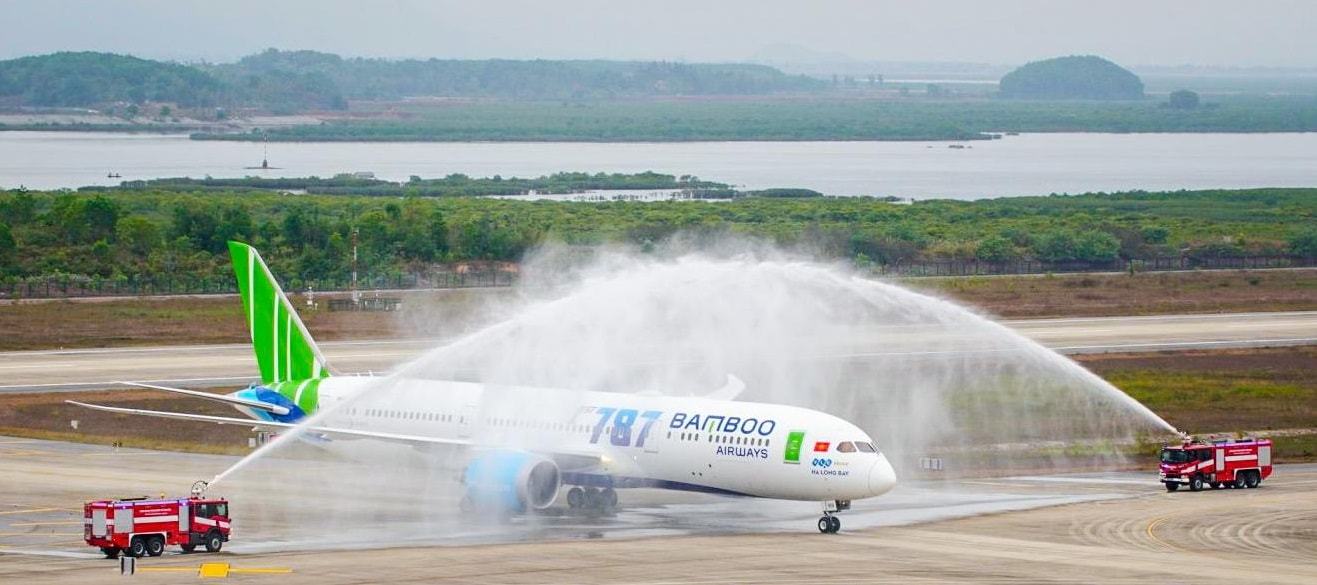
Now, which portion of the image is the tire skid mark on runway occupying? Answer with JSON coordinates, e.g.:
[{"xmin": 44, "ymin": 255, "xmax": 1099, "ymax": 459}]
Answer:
[{"xmin": 848, "ymin": 528, "xmax": 1315, "ymax": 585}]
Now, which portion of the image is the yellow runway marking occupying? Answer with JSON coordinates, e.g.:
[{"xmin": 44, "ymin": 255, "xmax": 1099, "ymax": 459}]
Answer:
[
  {"xmin": 138, "ymin": 563, "xmax": 294, "ymax": 578},
  {"xmin": 1145, "ymin": 516, "xmax": 1182, "ymax": 551}
]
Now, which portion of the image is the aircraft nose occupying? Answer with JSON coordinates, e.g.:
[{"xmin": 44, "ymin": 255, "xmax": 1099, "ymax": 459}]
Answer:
[{"xmin": 868, "ymin": 454, "xmax": 897, "ymax": 496}]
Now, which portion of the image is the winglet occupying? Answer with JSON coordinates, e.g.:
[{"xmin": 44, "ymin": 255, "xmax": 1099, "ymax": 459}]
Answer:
[{"xmin": 228, "ymin": 241, "xmax": 334, "ymax": 384}]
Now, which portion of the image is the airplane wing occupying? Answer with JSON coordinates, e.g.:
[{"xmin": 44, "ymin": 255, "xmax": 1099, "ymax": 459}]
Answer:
[
  {"xmin": 65, "ymin": 400, "xmax": 605, "ymax": 469},
  {"xmin": 116, "ymin": 381, "xmax": 291, "ymax": 416},
  {"xmin": 65, "ymin": 400, "xmax": 470, "ymax": 447}
]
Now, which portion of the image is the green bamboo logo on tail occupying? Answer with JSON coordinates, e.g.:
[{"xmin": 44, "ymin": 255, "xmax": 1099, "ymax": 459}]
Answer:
[{"xmin": 228, "ymin": 241, "xmax": 334, "ymax": 386}]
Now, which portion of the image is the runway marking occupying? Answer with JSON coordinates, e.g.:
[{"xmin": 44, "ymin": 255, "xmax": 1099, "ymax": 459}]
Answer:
[
  {"xmin": 0, "ymin": 545, "xmax": 102, "ymax": 558},
  {"xmin": 0, "ymin": 531, "xmax": 81, "ymax": 536},
  {"xmin": 0, "ymin": 375, "xmax": 254, "ymax": 390},
  {"xmin": 0, "ymin": 449, "xmax": 48, "ymax": 457},
  {"xmin": 0, "ymin": 362, "xmax": 80, "ymax": 370},
  {"xmin": 9, "ymin": 520, "xmax": 82, "ymax": 526},
  {"xmin": 0, "ymin": 508, "xmax": 61, "ymax": 515},
  {"xmin": 1145, "ymin": 516, "xmax": 1183, "ymax": 551},
  {"xmin": 137, "ymin": 563, "xmax": 294, "ymax": 578}
]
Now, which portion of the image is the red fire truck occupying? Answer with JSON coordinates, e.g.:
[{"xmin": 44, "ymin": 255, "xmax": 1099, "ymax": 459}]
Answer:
[
  {"xmin": 84, "ymin": 495, "xmax": 231, "ymax": 558},
  {"xmin": 1159, "ymin": 437, "xmax": 1273, "ymax": 492}
]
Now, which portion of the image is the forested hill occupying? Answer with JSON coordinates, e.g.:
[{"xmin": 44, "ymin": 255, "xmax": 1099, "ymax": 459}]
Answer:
[
  {"xmin": 0, "ymin": 50, "xmax": 826, "ymax": 112},
  {"xmin": 211, "ymin": 49, "xmax": 828, "ymax": 100},
  {"xmin": 0, "ymin": 52, "xmax": 223, "ymax": 108}
]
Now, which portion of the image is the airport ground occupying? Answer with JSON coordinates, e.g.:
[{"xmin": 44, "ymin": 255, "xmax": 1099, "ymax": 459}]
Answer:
[
  {"xmin": 1, "ymin": 436, "xmax": 1314, "ymax": 584},
  {"xmin": 2, "ymin": 270, "xmax": 1314, "ymax": 582}
]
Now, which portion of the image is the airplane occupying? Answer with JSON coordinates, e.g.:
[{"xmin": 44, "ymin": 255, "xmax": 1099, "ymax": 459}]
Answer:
[{"xmin": 70, "ymin": 241, "xmax": 897, "ymax": 533}]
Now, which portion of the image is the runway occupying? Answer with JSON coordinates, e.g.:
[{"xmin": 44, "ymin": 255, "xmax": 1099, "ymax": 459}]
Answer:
[
  {"xmin": 2, "ymin": 311, "xmax": 1314, "ymax": 393},
  {"xmin": 3, "ymin": 436, "xmax": 1314, "ymax": 584}
]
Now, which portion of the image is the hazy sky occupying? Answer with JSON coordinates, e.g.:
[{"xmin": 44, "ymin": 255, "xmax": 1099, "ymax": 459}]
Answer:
[{"xmin": 3, "ymin": 0, "xmax": 1313, "ymax": 67}]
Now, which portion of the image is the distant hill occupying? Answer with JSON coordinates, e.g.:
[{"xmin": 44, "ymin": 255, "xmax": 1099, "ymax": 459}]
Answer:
[
  {"xmin": 210, "ymin": 49, "xmax": 827, "ymax": 100},
  {"xmin": 0, "ymin": 52, "xmax": 222, "ymax": 108},
  {"xmin": 0, "ymin": 50, "xmax": 827, "ymax": 114},
  {"xmin": 999, "ymin": 55, "xmax": 1144, "ymax": 100}
]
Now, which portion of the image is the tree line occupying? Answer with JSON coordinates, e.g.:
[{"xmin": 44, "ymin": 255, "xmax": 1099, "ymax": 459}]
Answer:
[
  {"xmin": 1, "ymin": 186, "xmax": 1313, "ymax": 288},
  {"xmin": 0, "ymin": 50, "xmax": 824, "ymax": 115}
]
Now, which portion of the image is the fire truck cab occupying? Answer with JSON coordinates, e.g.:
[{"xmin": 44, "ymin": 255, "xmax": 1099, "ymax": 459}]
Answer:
[
  {"xmin": 1159, "ymin": 438, "xmax": 1272, "ymax": 492},
  {"xmin": 84, "ymin": 496, "xmax": 231, "ymax": 558}
]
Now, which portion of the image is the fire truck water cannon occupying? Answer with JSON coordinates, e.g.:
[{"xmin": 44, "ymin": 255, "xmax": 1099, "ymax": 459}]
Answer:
[
  {"xmin": 1158, "ymin": 436, "xmax": 1272, "ymax": 493},
  {"xmin": 83, "ymin": 481, "xmax": 231, "ymax": 559}
]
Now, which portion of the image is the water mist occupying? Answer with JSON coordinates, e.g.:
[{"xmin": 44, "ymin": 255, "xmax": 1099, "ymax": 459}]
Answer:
[{"xmin": 212, "ymin": 242, "xmax": 1176, "ymax": 549}]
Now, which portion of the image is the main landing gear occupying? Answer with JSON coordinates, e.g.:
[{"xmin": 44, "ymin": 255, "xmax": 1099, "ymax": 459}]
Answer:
[
  {"xmin": 566, "ymin": 486, "xmax": 618, "ymax": 514},
  {"xmin": 817, "ymin": 499, "xmax": 850, "ymax": 534}
]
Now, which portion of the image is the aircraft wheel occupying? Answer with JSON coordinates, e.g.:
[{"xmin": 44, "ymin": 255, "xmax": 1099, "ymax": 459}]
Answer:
[
  {"xmin": 828, "ymin": 516, "xmax": 841, "ymax": 533},
  {"xmin": 146, "ymin": 536, "xmax": 165, "ymax": 557},
  {"xmin": 818, "ymin": 517, "xmax": 832, "ymax": 533},
  {"xmin": 180, "ymin": 544, "xmax": 196, "ymax": 553},
  {"xmin": 584, "ymin": 487, "xmax": 601, "ymax": 508},
  {"xmin": 567, "ymin": 487, "xmax": 585, "ymax": 509},
  {"xmin": 1209, "ymin": 481, "xmax": 1221, "ymax": 489},
  {"xmin": 100, "ymin": 547, "xmax": 120, "ymax": 559},
  {"xmin": 601, "ymin": 488, "xmax": 618, "ymax": 509},
  {"xmin": 204, "ymin": 531, "xmax": 223, "ymax": 553},
  {"xmin": 1164, "ymin": 482, "xmax": 1179, "ymax": 492},
  {"xmin": 1245, "ymin": 470, "xmax": 1261, "ymax": 488}
]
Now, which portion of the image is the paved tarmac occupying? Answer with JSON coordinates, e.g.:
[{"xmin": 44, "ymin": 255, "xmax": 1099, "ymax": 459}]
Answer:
[
  {"xmin": 2, "ymin": 436, "xmax": 1314, "ymax": 584},
  {"xmin": 3, "ymin": 311, "xmax": 1315, "ymax": 393}
]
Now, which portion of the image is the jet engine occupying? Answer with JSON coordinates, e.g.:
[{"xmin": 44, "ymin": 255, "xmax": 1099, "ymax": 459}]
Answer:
[{"xmin": 461, "ymin": 451, "xmax": 562, "ymax": 512}]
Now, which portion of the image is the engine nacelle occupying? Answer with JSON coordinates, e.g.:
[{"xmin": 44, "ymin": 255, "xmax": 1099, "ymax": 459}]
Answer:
[{"xmin": 462, "ymin": 451, "xmax": 561, "ymax": 512}]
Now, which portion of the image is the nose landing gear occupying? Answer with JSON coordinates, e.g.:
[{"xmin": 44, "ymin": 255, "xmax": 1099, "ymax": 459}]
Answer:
[
  {"xmin": 817, "ymin": 499, "xmax": 850, "ymax": 534},
  {"xmin": 817, "ymin": 513, "xmax": 841, "ymax": 534}
]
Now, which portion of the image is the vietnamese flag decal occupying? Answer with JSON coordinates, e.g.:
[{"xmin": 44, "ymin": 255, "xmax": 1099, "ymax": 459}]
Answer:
[{"xmin": 813, "ymin": 441, "xmax": 831, "ymax": 452}]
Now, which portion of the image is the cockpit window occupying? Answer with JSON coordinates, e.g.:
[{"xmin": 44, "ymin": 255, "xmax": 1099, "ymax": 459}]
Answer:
[
  {"xmin": 837, "ymin": 442, "xmax": 856, "ymax": 453},
  {"xmin": 855, "ymin": 442, "xmax": 876, "ymax": 453}
]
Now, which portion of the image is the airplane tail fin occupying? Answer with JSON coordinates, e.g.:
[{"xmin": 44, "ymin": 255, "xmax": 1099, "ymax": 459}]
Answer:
[{"xmin": 228, "ymin": 241, "xmax": 334, "ymax": 385}]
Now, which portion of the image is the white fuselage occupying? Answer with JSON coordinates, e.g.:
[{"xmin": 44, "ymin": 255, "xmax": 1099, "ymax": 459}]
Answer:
[{"xmin": 299, "ymin": 377, "xmax": 896, "ymax": 502}]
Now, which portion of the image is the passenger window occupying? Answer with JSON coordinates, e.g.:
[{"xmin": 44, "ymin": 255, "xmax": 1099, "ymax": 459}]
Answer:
[
  {"xmin": 837, "ymin": 442, "xmax": 856, "ymax": 453},
  {"xmin": 856, "ymin": 442, "xmax": 876, "ymax": 453}
]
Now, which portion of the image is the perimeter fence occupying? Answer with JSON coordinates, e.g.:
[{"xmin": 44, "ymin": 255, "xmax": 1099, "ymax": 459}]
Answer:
[{"xmin": 2, "ymin": 255, "xmax": 1313, "ymax": 299}]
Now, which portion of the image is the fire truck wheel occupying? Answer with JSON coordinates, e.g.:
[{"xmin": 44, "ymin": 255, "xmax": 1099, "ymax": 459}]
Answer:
[
  {"xmin": 127, "ymin": 537, "xmax": 147, "ymax": 558},
  {"xmin": 145, "ymin": 536, "xmax": 164, "ymax": 557},
  {"xmin": 1245, "ymin": 470, "xmax": 1261, "ymax": 488},
  {"xmin": 1164, "ymin": 482, "xmax": 1179, "ymax": 492},
  {"xmin": 1233, "ymin": 474, "xmax": 1247, "ymax": 489},
  {"xmin": 1189, "ymin": 476, "xmax": 1204, "ymax": 492},
  {"xmin": 180, "ymin": 544, "xmax": 196, "ymax": 553},
  {"xmin": 100, "ymin": 547, "xmax": 120, "ymax": 559},
  {"xmin": 204, "ymin": 531, "xmax": 223, "ymax": 553}
]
